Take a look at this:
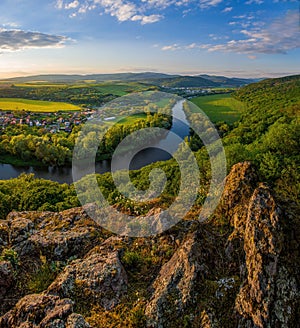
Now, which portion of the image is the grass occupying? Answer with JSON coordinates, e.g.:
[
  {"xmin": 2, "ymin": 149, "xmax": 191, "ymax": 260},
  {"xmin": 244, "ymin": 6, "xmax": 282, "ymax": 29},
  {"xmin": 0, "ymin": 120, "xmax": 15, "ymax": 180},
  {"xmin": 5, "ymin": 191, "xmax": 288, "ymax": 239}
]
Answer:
[
  {"xmin": 117, "ymin": 113, "xmax": 147, "ymax": 125},
  {"xmin": 191, "ymin": 94, "xmax": 245, "ymax": 124},
  {"xmin": 0, "ymin": 98, "xmax": 81, "ymax": 112}
]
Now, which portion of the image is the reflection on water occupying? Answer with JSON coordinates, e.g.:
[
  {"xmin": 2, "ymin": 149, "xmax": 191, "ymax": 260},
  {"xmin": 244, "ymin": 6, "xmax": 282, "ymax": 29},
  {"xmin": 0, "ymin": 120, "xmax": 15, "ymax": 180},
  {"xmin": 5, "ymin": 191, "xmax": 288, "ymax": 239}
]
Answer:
[{"xmin": 0, "ymin": 100, "xmax": 190, "ymax": 184}]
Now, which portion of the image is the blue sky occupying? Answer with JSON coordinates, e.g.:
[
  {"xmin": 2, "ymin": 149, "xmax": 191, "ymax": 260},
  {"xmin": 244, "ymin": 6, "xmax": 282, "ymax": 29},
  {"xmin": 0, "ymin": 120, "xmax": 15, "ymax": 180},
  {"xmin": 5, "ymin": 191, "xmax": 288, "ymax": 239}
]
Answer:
[{"xmin": 0, "ymin": 0, "xmax": 299, "ymax": 78}]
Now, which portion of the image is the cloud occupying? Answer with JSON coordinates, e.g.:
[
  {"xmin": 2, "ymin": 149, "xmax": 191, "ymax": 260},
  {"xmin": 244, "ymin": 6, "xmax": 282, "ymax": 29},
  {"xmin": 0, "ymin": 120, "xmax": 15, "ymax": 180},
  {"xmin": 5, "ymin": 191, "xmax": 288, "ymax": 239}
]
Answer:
[
  {"xmin": 199, "ymin": 0, "xmax": 223, "ymax": 9},
  {"xmin": 222, "ymin": 6, "xmax": 232, "ymax": 12},
  {"xmin": 65, "ymin": 0, "xmax": 80, "ymax": 9},
  {"xmin": 161, "ymin": 43, "xmax": 182, "ymax": 51},
  {"xmin": 56, "ymin": 0, "xmax": 64, "ymax": 9},
  {"xmin": 245, "ymin": 0, "xmax": 264, "ymax": 4},
  {"xmin": 204, "ymin": 10, "xmax": 300, "ymax": 55},
  {"xmin": 0, "ymin": 29, "xmax": 69, "ymax": 52},
  {"xmin": 56, "ymin": 0, "xmax": 224, "ymax": 24}
]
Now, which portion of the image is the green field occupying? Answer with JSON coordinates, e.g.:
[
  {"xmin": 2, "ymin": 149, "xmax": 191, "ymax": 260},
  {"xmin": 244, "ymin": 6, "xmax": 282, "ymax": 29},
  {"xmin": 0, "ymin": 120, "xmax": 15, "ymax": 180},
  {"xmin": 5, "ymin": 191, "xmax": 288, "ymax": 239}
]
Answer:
[
  {"xmin": 0, "ymin": 98, "xmax": 81, "ymax": 112},
  {"xmin": 117, "ymin": 113, "xmax": 147, "ymax": 125},
  {"xmin": 191, "ymin": 94, "xmax": 245, "ymax": 124}
]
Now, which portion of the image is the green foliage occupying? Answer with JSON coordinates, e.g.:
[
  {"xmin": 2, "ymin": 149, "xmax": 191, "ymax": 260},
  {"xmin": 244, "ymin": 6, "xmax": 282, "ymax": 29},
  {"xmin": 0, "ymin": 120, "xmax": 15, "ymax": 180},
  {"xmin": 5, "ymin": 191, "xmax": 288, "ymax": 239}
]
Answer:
[
  {"xmin": 0, "ymin": 248, "xmax": 19, "ymax": 268},
  {"xmin": 27, "ymin": 256, "xmax": 62, "ymax": 293},
  {"xmin": 122, "ymin": 251, "xmax": 145, "ymax": 271},
  {"xmin": 221, "ymin": 76, "xmax": 300, "ymax": 201},
  {"xmin": 0, "ymin": 173, "xmax": 79, "ymax": 219},
  {"xmin": 0, "ymin": 110, "xmax": 172, "ymax": 167},
  {"xmin": 0, "ymin": 82, "xmax": 156, "ymax": 107}
]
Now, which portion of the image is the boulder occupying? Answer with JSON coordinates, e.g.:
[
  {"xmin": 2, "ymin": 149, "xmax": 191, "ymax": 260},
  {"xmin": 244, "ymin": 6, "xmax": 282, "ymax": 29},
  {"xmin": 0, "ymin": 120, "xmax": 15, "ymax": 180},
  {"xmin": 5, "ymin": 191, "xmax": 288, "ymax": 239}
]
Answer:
[
  {"xmin": 235, "ymin": 184, "xmax": 299, "ymax": 328},
  {"xmin": 0, "ymin": 261, "xmax": 14, "ymax": 299},
  {"xmin": 7, "ymin": 207, "xmax": 104, "ymax": 260},
  {"xmin": 0, "ymin": 293, "xmax": 90, "ymax": 328},
  {"xmin": 145, "ymin": 231, "xmax": 210, "ymax": 327},
  {"xmin": 47, "ymin": 237, "xmax": 128, "ymax": 310},
  {"xmin": 0, "ymin": 220, "xmax": 9, "ymax": 251}
]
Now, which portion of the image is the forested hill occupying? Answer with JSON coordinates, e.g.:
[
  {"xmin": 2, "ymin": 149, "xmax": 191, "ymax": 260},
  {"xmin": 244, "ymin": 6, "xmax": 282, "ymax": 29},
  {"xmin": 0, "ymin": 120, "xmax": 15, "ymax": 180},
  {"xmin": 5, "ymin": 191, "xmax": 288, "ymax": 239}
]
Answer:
[
  {"xmin": 224, "ymin": 74, "xmax": 300, "ymax": 202},
  {"xmin": 1, "ymin": 72, "xmax": 255, "ymax": 87}
]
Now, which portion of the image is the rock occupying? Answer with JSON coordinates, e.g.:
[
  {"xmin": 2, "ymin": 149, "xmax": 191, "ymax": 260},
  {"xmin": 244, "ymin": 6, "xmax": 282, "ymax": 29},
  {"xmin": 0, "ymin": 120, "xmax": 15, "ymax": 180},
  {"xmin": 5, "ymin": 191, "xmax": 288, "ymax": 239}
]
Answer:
[
  {"xmin": 145, "ymin": 231, "xmax": 210, "ymax": 327},
  {"xmin": 235, "ymin": 184, "xmax": 299, "ymax": 328},
  {"xmin": 200, "ymin": 309, "xmax": 220, "ymax": 328},
  {"xmin": 216, "ymin": 161, "xmax": 258, "ymax": 232},
  {"xmin": 0, "ymin": 220, "xmax": 9, "ymax": 251},
  {"xmin": 0, "ymin": 293, "xmax": 90, "ymax": 328},
  {"xmin": 66, "ymin": 313, "xmax": 91, "ymax": 328},
  {"xmin": 7, "ymin": 207, "xmax": 104, "ymax": 260},
  {"xmin": 47, "ymin": 237, "xmax": 128, "ymax": 310},
  {"xmin": 0, "ymin": 261, "xmax": 14, "ymax": 298},
  {"xmin": 9, "ymin": 216, "xmax": 35, "ymax": 244}
]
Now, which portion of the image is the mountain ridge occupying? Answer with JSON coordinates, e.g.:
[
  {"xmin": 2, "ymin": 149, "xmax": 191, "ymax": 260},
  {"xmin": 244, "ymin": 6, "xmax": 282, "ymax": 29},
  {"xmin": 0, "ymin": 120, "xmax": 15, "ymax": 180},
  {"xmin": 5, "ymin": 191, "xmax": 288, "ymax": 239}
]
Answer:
[{"xmin": 1, "ymin": 72, "xmax": 259, "ymax": 87}]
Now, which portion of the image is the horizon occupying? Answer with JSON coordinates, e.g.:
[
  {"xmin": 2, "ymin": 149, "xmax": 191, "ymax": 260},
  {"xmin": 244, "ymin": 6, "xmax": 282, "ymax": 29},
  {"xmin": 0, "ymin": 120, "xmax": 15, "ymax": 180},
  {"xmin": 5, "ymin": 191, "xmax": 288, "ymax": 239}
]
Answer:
[
  {"xmin": 0, "ymin": 0, "xmax": 299, "ymax": 79},
  {"xmin": 0, "ymin": 70, "xmax": 299, "ymax": 80}
]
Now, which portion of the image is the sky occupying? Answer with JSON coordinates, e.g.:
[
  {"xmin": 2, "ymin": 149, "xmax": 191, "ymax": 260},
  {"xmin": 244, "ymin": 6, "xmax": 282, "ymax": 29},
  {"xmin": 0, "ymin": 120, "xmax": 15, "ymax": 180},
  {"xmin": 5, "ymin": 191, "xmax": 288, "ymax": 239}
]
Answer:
[{"xmin": 0, "ymin": 0, "xmax": 299, "ymax": 78}]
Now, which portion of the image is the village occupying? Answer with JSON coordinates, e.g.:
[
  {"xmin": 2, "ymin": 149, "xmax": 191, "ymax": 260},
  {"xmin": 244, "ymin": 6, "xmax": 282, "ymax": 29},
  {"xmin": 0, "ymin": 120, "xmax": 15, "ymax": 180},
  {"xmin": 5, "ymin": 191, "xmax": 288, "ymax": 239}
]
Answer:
[{"xmin": 0, "ymin": 108, "xmax": 98, "ymax": 133}]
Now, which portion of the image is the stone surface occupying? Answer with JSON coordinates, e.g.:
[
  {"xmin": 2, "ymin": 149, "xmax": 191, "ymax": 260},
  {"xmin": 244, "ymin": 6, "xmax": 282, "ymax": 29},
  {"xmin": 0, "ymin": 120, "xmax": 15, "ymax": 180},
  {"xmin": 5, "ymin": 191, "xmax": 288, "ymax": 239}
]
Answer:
[
  {"xmin": 7, "ymin": 207, "xmax": 103, "ymax": 260},
  {"xmin": 47, "ymin": 237, "xmax": 128, "ymax": 310},
  {"xmin": 0, "ymin": 261, "xmax": 14, "ymax": 299},
  {"xmin": 0, "ymin": 220, "xmax": 9, "ymax": 251},
  {"xmin": 235, "ymin": 184, "xmax": 299, "ymax": 328},
  {"xmin": 0, "ymin": 293, "xmax": 90, "ymax": 328},
  {"xmin": 200, "ymin": 310, "xmax": 220, "ymax": 328},
  {"xmin": 216, "ymin": 161, "xmax": 258, "ymax": 232},
  {"xmin": 145, "ymin": 231, "xmax": 209, "ymax": 327}
]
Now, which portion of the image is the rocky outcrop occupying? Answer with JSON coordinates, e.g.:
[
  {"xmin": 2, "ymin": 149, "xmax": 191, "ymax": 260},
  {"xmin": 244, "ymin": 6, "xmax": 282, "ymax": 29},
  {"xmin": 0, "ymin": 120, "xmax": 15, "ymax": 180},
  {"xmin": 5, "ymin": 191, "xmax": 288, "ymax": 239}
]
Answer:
[
  {"xmin": 5, "ymin": 207, "xmax": 105, "ymax": 260},
  {"xmin": 145, "ymin": 230, "xmax": 210, "ymax": 327},
  {"xmin": 200, "ymin": 309, "xmax": 220, "ymax": 328},
  {"xmin": 0, "ymin": 293, "xmax": 90, "ymax": 328},
  {"xmin": 47, "ymin": 237, "xmax": 128, "ymax": 310},
  {"xmin": 0, "ymin": 161, "xmax": 298, "ymax": 328},
  {"xmin": 0, "ymin": 261, "xmax": 14, "ymax": 299},
  {"xmin": 235, "ymin": 184, "xmax": 299, "ymax": 328},
  {"xmin": 0, "ymin": 220, "xmax": 9, "ymax": 252},
  {"xmin": 216, "ymin": 161, "xmax": 258, "ymax": 233}
]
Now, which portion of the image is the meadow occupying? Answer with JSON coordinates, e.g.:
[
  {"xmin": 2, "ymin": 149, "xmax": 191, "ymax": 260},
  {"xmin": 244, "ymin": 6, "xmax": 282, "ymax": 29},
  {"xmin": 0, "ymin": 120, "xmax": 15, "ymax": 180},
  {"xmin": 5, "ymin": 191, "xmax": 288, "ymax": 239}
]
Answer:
[
  {"xmin": 0, "ymin": 98, "xmax": 81, "ymax": 112},
  {"xmin": 191, "ymin": 94, "xmax": 245, "ymax": 124}
]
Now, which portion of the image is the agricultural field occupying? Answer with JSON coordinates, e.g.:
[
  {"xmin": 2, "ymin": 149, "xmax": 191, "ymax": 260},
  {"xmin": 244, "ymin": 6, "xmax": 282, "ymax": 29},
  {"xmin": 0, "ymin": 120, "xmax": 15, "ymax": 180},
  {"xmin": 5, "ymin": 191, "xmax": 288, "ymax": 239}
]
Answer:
[
  {"xmin": 191, "ymin": 94, "xmax": 245, "ymax": 124},
  {"xmin": 0, "ymin": 82, "xmax": 157, "ymax": 108},
  {"xmin": 0, "ymin": 98, "xmax": 81, "ymax": 112},
  {"xmin": 117, "ymin": 113, "xmax": 147, "ymax": 125}
]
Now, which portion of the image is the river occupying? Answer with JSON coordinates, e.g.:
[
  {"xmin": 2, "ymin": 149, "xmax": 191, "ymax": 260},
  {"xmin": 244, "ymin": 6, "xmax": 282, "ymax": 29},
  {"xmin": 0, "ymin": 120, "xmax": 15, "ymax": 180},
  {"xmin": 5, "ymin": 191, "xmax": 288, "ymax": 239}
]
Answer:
[{"xmin": 0, "ymin": 100, "xmax": 190, "ymax": 184}]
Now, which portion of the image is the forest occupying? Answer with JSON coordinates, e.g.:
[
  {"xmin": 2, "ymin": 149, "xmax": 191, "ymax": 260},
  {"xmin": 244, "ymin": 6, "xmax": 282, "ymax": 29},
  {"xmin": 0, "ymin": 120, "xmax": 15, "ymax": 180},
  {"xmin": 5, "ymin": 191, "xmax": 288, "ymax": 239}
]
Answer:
[{"xmin": 0, "ymin": 75, "xmax": 298, "ymax": 220}]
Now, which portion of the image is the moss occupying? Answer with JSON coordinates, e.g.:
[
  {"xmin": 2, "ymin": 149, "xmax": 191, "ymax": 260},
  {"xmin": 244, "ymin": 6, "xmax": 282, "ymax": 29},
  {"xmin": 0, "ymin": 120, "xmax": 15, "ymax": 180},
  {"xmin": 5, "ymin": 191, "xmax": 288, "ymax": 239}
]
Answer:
[
  {"xmin": 0, "ymin": 248, "xmax": 19, "ymax": 269},
  {"xmin": 27, "ymin": 256, "xmax": 63, "ymax": 293}
]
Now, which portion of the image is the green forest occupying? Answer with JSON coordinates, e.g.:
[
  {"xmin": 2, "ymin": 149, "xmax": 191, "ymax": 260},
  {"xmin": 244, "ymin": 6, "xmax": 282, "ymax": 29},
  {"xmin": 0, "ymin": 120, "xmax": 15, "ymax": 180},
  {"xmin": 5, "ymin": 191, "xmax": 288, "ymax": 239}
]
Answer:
[{"xmin": 0, "ymin": 75, "xmax": 299, "ymax": 219}]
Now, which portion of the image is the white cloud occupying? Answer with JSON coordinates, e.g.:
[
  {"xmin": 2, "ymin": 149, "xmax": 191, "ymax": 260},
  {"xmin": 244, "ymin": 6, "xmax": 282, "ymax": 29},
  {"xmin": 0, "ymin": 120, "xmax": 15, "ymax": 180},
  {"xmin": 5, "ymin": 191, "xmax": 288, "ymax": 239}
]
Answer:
[
  {"xmin": 56, "ymin": 0, "xmax": 223, "ymax": 24},
  {"xmin": 56, "ymin": 0, "xmax": 64, "ymax": 9},
  {"xmin": 205, "ymin": 10, "xmax": 300, "ymax": 54},
  {"xmin": 65, "ymin": 1, "xmax": 80, "ymax": 9},
  {"xmin": 139, "ymin": 14, "xmax": 162, "ymax": 24},
  {"xmin": 222, "ymin": 6, "xmax": 232, "ymax": 12},
  {"xmin": 161, "ymin": 43, "xmax": 182, "ymax": 51},
  {"xmin": 160, "ymin": 10, "xmax": 300, "ymax": 56},
  {"xmin": 245, "ymin": 0, "xmax": 264, "ymax": 4},
  {"xmin": 0, "ymin": 29, "xmax": 69, "ymax": 52},
  {"xmin": 199, "ymin": 0, "xmax": 223, "ymax": 9}
]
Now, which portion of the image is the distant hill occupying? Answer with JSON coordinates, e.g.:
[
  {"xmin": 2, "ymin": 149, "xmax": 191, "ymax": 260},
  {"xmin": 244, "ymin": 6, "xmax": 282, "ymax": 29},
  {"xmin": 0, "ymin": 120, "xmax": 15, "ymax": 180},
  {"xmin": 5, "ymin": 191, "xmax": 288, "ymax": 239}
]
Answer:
[
  {"xmin": 2, "ymin": 72, "xmax": 179, "ymax": 83},
  {"xmin": 1, "ymin": 72, "xmax": 257, "ymax": 88},
  {"xmin": 198, "ymin": 74, "xmax": 261, "ymax": 87},
  {"xmin": 144, "ymin": 76, "xmax": 219, "ymax": 88}
]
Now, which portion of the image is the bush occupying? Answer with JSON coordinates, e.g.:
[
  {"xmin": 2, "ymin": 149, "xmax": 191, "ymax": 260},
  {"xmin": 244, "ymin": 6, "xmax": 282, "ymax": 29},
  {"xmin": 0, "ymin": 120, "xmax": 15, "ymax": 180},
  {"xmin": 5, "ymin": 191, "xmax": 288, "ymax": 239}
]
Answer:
[{"xmin": 0, "ymin": 248, "xmax": 19, "ymax": 268}]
